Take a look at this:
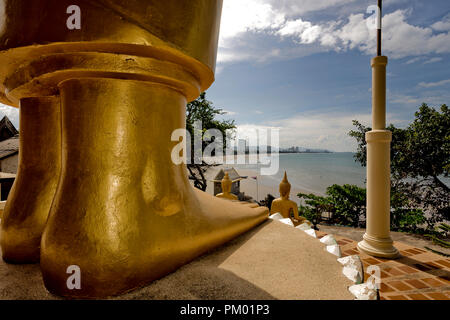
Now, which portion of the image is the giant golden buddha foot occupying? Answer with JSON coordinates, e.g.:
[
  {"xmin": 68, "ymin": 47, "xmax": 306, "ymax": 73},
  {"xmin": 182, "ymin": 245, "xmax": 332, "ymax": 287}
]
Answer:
[
  {"xmin": 0, "ymin": 97, "xmax": 61, "ymax": 263},
  {"xmin": 40, "ymin": 78, "xmax": 268, "ymax": 298},
  {"xmin": 0, "ymin": 0, "xmax": 268, "ymax": 298}
]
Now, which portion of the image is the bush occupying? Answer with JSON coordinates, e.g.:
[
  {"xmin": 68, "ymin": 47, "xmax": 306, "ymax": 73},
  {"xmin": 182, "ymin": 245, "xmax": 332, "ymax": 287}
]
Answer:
[
  {"xmin": 298, "ymin": 184, "xmax": 365, "ymax": 228},
  {"xmin": 425, "ymin": 223, "xmax": 450, "ymax": 249},
  {"xmin": 298, "ymin": 184, "xmax": 429, "ymax": 233},
  {"xmin": 391, "ymin": 208, "xmax": 426, "ymax": 233}
]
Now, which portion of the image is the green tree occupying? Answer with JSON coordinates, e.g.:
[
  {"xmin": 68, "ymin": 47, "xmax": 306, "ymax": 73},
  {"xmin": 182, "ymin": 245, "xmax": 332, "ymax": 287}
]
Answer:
[
  {"xmin": 298, "ymin": 184, "xmax": 366, "ymax": 229},
  {"xmin": 298, "ymin": 184, "xmax": 426, "ymax": 233},
  {"xmin": 186, "ymin": 92, "xmax": 236, "ymax": 150},
  {"xmin": 186, "ymin": 92, "xmax": 236, "ymax": 190},
  {"xmin": 349, "ymin": 103, "xmax": 450, "ymax": 229}
]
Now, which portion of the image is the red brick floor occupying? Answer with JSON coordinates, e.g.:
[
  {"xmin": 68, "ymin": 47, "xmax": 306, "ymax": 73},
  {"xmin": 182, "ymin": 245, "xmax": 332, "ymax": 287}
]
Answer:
[{"xmin": 315, "ymin": 231, "xmax": 450, "ymax": 300}]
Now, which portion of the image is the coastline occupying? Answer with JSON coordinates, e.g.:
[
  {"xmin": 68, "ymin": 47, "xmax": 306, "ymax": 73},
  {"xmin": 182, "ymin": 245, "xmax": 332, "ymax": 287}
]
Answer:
[{"xmin": 202, "ymin": 164, "xmax": 321, "ymax": 205}]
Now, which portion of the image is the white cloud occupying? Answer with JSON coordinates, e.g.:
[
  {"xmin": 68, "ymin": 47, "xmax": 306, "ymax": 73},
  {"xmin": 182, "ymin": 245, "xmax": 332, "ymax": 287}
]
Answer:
[
  {"xmin": 222, "ymin": 110, "xmax": 238, "ymax": 116},
  {"xmin": 237, "ymin": 111, "xmax": 376, "ymax": 152},
  {"xmin": 423, "ymin": 57, "xmax": 443, "ymax": 64},
  {"xmin": 219, "ymin": 0, "xmax": 285, "ymax": 46},
  {"xmin": 264, "ymin": 0, "xmax": 359, "ymax": 17},
  {"xmin": 405, "ymin": 57, "xmax": 422, "ymax": 64},
  {"xmin": 0, "ymin": 104, "xmax": 19, "ymax": 128},
  {"xmin": 431, "ymin": 14, "xmax": 450, "ymax": 32},
  {"xmin": 277, "ymin": 19, "xmax": 322, "ymax": 44},
  {"xmin": 218, "ymin": 3, "xmax": 450, "ymax": 65},
  {"xmin": 418, "ymin": 79, "xmax": 450, "ymax": 88},
  {"xmin": 389, "ymin": 93, "xmax": 420, "ymax": 105}
]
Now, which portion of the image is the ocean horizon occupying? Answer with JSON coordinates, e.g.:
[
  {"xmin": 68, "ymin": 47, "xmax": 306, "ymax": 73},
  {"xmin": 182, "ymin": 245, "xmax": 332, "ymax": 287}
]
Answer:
[{"xmin": 227, "ymin": 152, "xmax": 366, "ymax": 195}]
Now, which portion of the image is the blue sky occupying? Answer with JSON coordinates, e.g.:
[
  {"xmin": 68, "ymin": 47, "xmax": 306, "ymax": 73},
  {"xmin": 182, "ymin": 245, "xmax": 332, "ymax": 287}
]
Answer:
[
  {"xmin": 207, "ymin": 0, "xmax": 450, "ymax": 151},
  {"xmin": 0, "ymin": 0, "xmax": 449, "ymax": 152}
]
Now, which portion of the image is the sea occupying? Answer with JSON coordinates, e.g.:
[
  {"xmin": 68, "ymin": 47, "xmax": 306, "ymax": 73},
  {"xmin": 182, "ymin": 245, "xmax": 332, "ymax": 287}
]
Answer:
[
  {"xmin": 232, "ymin": 152, "xmax": 366, "ymax": 195},
  {"xmin": 207, "ymin": 152, "xmax": 450, "ymax": 196}
]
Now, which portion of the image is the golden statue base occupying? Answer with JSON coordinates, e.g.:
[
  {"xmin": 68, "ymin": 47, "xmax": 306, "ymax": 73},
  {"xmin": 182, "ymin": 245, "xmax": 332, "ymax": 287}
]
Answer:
[{"xmin": 0, "ymin": 0, "xmax": 269, "ymax": 298}]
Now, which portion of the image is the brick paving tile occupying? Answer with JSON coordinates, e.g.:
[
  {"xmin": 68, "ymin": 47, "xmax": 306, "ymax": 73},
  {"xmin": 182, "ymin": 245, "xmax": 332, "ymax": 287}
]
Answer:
[
  {"xmin": 398, "ymin": 265, "xmax": 419, "ymax": 274},
  {"xmin": 363, "ymin": 257, "xmax": 381, "ymax": 265},
  {"xmin": 413, "ymin": 263, "xmax": 434, "ymax": 272},
  {"xmin": 421, "ymin": 278, "xmax": 445, "ymax": 287},
  {"xmin": 425, "ymin": 261, "xmax": 444, "ymax": 269},
  {"xmin": 342, "ymin": 251, "xmax": 351, "ymax": 257},
  {"xmin": 387, "ymin": 295, "xmax": 409, "ymax": 300},
  {"xmin": 312, "ymin": 230, "xmax": 449, "ymax": 300},
  {"xmin": 407, "ymin": 293, "xmax": 430, "ymax": 300},
  {"xmin": 415, "ymin": 251, "xmax": 445, "ymax": 260},
  {"xmin": 405, "ymin": 279, "xmax": 429, "ymax": 289},
  {"xmin": 400, "ymin": 251, "xmax": 412, "ymax": 257},
  {"xmin": 387, "ymin": 280, "xmax": 414, "ymax": 291},
  {"xmin": 385, "ymin": 267, "xmax": 404, "ymax": 276},
  {"xmin": 437, "ymin": 276, "xmax": 450, "ymax": 284},
  {"xmin": 393, "ymin": 242, "xmax": 411, "ymax": 250},
  {"xmin": 435, "ymin": 260, "xmax": 450, "ymax": 269},
  {"xmin": 380, "ymin": 283, "xmax": 395, "ymax": 292},
  {"xmin": 422, "ymin": 262, "xmax": 440, "ymax": 270},
  {"xmin": 406, "ymin": 248, "xmax": 423, "ymax": 255},
  {"xmin": 425, "ymin": 292, "xmax": 449, "ymax": 300}
]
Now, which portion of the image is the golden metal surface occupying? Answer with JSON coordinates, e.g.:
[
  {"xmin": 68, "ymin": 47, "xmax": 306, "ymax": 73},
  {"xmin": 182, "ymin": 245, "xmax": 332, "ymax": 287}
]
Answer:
[
  {"xmin": 0, "ymin": 0, "xmax": 221, "ymax": 106},
  {"xmin": 0, "ymin": 0, "xmax": 269, "ymax": 298},
  {"xmin": 216, "ymin": 172, "xmax": 238, "ymax": 200},
  {"xmin": 271, "ymin": 172, "xmax": 310, "ymax": 225},
  {"xmin": 0, "ymin": 97, "xmax": 61, "ymax": 263},
  {"xmin": 270, "ymin": 172, "xmax": 299, "ymax": 219}
]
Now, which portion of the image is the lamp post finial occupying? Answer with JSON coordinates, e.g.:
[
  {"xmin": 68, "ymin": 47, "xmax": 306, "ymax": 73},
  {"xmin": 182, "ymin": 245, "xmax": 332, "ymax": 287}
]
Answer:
[{"xmin": 377, "ymin": 0, "xmax": 382, "ymax": 56}]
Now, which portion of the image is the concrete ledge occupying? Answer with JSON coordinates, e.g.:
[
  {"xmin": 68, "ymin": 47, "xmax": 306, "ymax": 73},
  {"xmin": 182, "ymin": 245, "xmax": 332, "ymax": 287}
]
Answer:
[{"xmin": 0, "ymin": 220, "xmax": 354, "ymax": 300}]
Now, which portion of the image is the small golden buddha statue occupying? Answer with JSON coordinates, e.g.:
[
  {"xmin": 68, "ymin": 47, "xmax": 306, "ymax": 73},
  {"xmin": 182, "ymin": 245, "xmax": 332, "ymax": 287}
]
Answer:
[
  {"xmin": 271, "ymin": 172, "xmax": 309, "ymax": 225},
  {"xmin": 216, "ymin": 172, "xmax": 238, "ymax": 200}
]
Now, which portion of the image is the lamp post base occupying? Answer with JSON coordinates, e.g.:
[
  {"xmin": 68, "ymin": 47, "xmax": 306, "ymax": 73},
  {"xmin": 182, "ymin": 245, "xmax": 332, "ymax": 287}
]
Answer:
[{"xmin": 358, "ymin": 233, "xmax": 399, "ymax": 259}]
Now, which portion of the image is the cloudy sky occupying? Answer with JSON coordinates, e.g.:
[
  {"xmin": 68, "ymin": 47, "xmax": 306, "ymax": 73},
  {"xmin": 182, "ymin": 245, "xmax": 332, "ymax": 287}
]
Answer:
[
  {"xmin": 207, "ymin": 0, "xmax": 450, "ymax": 151},
  {"xmin": 0, "ymin": 0, "xmax": 449, "ymax": 152}
]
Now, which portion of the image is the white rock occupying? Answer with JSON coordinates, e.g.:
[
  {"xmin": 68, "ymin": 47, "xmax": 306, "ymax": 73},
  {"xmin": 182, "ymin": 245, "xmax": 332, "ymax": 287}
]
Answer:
[
  {"xmin": 348, "ymin": 283, "xmax": 378, "ymax": 300},
  {"xmin": 342, "ymin": 266, "xmax": 363, "ymax": 284},
  {"xmin": 337, "ymin": 255, "xmax": 356, "ymax": 266},
  {"xmin": 269, "ymin": 213, "xmax": 284, "ymax": 220},
  {"xmin": 325, "ymin": 244, "xmax": 341, "ymax": 257},
  {"xmin": 303, "ymin": 229, "xmax": 317, "ymax": 238},
  {"xmin": 337, "ymin": 255, "xmax": 363, "ymax": 284},
  {"xmin": 319, "ymin": 234, "xmax": 337, "ymax": 246},
  {"xmin": 337, "ymin": 255, "xmax": 362, "ymax": 269},
  {"xmin": 278, "ymin": 218, "xmax": 294, "ymax": 227},
  {"xmin": 295, "ymin": 223, "xmax": 311, "ymax": 231}
]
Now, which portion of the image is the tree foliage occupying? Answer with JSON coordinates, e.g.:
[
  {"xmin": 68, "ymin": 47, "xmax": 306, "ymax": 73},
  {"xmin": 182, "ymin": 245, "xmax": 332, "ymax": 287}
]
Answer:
[
  {"xmin": 298, "ymin": 184, "xmax": 426, "ymax": 233},
  {"xmin": 298, "ymin": 184, "xmax": 366, "ymax": 229},
  {"xmin": 185, "ymin": 92, "xmax": 236, "ymax": 190},
  {"xmin": 186, "ymin": 92, "xmax": 236, "ymax": 147},
  {"xmin": 299, "ymin": 104, "xmax": 449, "ymax": 236},
  {"xmin": 349, "ymin": 103, "xmax": 449, "ymax": 229}
]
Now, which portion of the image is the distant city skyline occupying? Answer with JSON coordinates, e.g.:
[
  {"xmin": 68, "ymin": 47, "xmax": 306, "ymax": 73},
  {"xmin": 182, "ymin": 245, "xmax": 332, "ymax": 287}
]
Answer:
[{"xmin": 209, "ymin": 0, "xmax": 450, "ymax": 152}]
